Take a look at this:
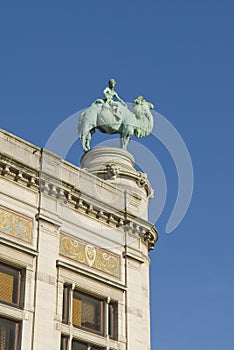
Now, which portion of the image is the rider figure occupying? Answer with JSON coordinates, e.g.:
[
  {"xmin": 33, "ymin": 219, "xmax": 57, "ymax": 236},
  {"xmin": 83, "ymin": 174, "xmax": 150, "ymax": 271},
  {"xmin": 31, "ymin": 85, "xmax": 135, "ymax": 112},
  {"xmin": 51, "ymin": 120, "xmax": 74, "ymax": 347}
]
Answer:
[{"xmin": 103, "ymin": 79, "xmax": 125, "ymax": 106}]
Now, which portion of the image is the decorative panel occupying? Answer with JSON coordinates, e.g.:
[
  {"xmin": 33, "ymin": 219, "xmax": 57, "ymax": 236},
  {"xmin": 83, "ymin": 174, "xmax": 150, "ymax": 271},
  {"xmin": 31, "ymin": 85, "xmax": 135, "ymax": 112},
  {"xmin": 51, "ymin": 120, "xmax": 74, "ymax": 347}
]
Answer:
[
  {"xmin": 60, "ymin": 232, "xmax": 120, "ymax": 279},
  {"xmin": 0, "ymin": 205, "xmax": 32, "ymax": 243}
]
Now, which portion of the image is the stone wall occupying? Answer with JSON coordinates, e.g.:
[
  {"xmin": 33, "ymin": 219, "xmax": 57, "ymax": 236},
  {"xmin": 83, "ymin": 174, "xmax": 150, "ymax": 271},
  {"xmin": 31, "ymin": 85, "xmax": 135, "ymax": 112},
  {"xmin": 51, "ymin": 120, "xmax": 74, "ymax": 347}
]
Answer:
[{"xmin": 0, "ymin": 128, "xmax": 157, "ymax": 350}]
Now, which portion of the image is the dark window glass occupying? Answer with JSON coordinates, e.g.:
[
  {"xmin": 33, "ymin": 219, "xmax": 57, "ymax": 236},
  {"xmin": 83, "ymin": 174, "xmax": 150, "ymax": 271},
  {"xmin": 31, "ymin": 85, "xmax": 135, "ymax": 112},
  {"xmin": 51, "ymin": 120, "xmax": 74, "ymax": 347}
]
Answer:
[
  {"xmin": 72, "ymin": 340, "xmax": 87, "ymax": 350},
  {"xmin": 0, "ymin": 317, "xmax": 20, "ymax": 350},
  {"xmin": 72, "ymin": 291, "xmax": 103, "ymax": 334},
  {"xmin": 62, "ymin": 285, "xmax": 70, "ymax": 324},
  {"xmin": 60, "ymin": 335, "xmax": 69, "ymax": 350},
  {"xmin": 108, "ymin": 302, "xmax": 118, "ymax": 340},
  {"xmin": 0, "ymin": 263, "xmax": 24, "ymax": 307},
  {"xmin": 72, "ymin": 341, "xmax": 105, "ymax": 350}
]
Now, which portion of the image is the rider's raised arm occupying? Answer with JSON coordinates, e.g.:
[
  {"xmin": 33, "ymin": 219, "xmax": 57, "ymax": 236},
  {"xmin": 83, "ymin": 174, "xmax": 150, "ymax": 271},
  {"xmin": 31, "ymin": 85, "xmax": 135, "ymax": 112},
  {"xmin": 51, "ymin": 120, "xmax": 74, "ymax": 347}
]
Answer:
[{"xmin": 114, "ymin": 91, "xmax": 126, "ymax": 105}]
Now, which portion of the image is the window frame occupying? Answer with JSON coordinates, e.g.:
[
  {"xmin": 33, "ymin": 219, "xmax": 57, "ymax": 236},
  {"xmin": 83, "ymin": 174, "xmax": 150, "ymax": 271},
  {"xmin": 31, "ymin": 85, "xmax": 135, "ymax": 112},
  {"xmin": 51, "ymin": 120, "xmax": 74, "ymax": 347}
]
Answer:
[
  {"xmin": 60, "ymin": 335, "xmax": 69, "ymax": 350},
  {"xmin": 72, "ymin": 290, "xmax": 104, "ymax": 335},
  {"xmin": 0, "ymin": 262, "xmax": 25, "ymax": 308},
  {"xmin": 62, "ymin": 284, "xmax": 119, "ymax": 340},
  {"xmin": 108, "ymin": 301, "xmax": 118, "ymax": 340},
  {"xmin": 62, "ymin": 284, "xmax": 71, "ymax": 324},
  {"xmin": 0, "ymin": 316, "xmax": 21, "ymax": 350}
]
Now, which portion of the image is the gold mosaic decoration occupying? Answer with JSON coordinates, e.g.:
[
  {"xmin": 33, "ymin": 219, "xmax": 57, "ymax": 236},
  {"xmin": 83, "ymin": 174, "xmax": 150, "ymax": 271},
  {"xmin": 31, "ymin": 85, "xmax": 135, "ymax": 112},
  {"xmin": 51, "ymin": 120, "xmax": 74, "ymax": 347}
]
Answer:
[
  {"xmin": 0, "ymin": 206, "xmax": 32, "ymax": 243},
  {"xmin": 60, "ymin": 232, "xmax": 120, "ymax": 279}
]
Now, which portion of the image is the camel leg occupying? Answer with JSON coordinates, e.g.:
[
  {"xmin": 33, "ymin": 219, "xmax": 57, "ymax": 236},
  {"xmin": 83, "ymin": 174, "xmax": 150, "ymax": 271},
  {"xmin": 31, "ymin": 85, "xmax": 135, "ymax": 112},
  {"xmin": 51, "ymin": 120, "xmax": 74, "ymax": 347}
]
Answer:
[
  {"xmin": 80, "ymin": 128, "xmax": 92, "ymax": 152},
  {"xmin": 121, "ymin": 125, "xmax": 133, "ymax": 149},
  {"xmin": 121, "ymin": 134, "xmax": 131, "ymax": 149},
  {"xmin": 85, "ymin": 131, "xmax": 92, "ymax": 151},
  {"xmin": 80, "ymin": 134, "xmax": 88, "ymax": 152}
]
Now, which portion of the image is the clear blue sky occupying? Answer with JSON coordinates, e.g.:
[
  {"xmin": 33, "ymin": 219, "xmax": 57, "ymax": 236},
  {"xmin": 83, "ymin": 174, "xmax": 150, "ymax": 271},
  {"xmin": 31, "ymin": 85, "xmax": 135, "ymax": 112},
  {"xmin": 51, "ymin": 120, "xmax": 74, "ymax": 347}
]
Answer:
[{"xmin": 1, "ymin": 1, "xmax": 234, "ymax": 349}]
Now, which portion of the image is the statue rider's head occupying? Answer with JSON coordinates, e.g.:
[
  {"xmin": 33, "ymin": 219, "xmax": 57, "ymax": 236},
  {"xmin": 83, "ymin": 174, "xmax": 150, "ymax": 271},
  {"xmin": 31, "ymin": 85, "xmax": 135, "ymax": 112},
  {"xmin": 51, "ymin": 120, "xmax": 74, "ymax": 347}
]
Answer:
[{"xmin": 109, "ymin": 79, "xmax": 116, "ymax": 88}]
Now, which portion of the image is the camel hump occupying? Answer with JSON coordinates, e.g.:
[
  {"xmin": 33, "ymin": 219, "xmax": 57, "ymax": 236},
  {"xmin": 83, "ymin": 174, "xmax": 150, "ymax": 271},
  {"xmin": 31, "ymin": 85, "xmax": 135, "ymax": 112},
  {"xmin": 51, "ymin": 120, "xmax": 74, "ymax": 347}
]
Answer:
[{"xmin": 97, "ymin": 103, "xmax": 123, "ymax": 128}]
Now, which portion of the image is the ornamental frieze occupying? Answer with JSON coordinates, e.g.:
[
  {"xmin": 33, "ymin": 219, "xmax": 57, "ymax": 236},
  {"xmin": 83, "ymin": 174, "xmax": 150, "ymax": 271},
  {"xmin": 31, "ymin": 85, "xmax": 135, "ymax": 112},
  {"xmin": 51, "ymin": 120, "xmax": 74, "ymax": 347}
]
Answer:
[
  {"xmin": 59, "ymin": 232, "xmax": 120, "ymax": 279},
  {"xmin": 0, "ymin": 205, "xmax": 33, "ymax": 243}
]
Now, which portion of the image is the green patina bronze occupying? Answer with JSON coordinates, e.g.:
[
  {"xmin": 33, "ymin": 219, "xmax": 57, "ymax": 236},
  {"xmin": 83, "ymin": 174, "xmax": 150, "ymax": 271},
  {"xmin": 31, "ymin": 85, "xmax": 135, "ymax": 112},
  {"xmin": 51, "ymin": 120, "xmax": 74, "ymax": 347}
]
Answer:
[{"xmin": 78, "ymin": 79, "xmax": 154, "ymax": 152}]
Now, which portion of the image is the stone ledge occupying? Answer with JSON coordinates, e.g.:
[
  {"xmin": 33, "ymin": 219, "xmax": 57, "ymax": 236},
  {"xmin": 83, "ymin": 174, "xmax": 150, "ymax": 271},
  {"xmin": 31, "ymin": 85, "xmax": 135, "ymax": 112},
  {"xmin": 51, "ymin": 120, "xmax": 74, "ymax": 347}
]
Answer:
[
  {"xmin": 57, "ymin": 260, "xmax": 127, "ymax": 291},
  {"xmin": 0, "ymin": 156, "xmax": 158, "ymax": 250}
]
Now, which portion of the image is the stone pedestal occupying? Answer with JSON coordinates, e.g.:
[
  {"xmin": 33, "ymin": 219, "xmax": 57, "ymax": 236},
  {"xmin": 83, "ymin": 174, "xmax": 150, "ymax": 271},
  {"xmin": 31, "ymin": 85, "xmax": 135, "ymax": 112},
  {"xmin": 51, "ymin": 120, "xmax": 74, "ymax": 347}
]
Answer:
[
  {"xmin": 81, "ymin": 147, "xmax": 153, "ymax": 221},
  {"xmin": 81, "ymin": 147, "xmax": 134, "ymax": 174},
  {"xmin": 81, "ymin": 147, "xmax": 153, "ymax": 198}
]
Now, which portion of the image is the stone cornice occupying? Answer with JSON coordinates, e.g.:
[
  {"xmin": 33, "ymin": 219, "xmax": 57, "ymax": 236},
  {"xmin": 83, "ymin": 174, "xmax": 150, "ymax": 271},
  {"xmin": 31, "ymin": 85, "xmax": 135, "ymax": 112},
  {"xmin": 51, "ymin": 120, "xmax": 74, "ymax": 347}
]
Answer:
[
  {"xmin": 0, "ymin": 236, "xmax": 38, "ymax": 256},
  {"xmin": 0, "ymin": 154, "xmax": 158, "ymax": 250},
  {"xmin": 0, "ymin": 158, "xmax": 38, "ymax": 189}
]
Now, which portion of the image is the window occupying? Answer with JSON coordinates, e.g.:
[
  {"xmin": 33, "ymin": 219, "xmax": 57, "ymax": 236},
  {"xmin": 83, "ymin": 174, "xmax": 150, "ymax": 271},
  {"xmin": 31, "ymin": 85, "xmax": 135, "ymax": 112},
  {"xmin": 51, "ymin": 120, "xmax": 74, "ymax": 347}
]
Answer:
[
  {"xmin": 0, "ymin": 317, "xmax": 21, "ymax": 350},
  {"xmin": 72, "ymin": 340, "xmax": 87, "ymax": 350},
  {"xmin": 62, "ymin": 285, "xmax": 118, "ymax": 339},
  {"xmin": 72, "ymin": 339, "xmax": 105, "ymax": 350},
  {"xmin": 61, "ymin": 338, "xmax": 105, "ymax": 350},
  {"xmin": 0, "ymin": 263, "xmax": 24, "ymax": 349},
  {"xmin": 0, "ymin": 263, "xmax": 25, "ymax": 308},
  {"xmin": 72, "ymin": 291, "xmax": 103, "ymax": 334}
]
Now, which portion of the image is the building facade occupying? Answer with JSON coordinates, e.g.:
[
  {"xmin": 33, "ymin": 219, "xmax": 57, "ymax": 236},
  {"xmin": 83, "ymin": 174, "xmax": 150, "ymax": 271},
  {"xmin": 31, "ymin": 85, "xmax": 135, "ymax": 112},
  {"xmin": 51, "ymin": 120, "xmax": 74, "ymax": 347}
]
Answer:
[{"xmin": 0, "ymin": 129, "xmax": 157, "ymax": 350}]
